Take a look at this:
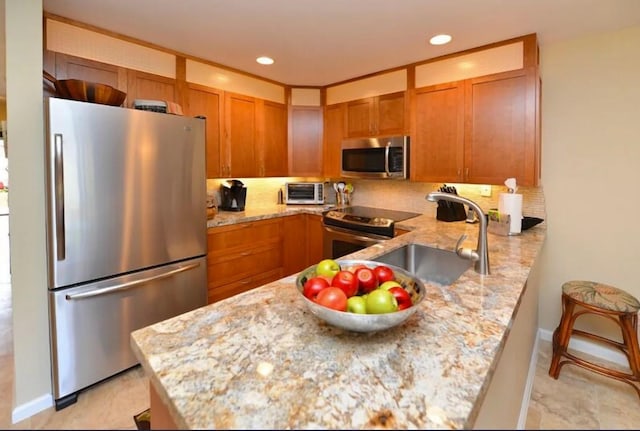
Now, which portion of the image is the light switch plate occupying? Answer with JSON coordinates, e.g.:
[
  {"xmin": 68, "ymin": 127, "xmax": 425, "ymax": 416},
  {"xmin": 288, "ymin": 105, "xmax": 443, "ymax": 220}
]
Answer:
[{"xmin": 479, "ymin": 185, "xmax": 492, "ymax": 197}]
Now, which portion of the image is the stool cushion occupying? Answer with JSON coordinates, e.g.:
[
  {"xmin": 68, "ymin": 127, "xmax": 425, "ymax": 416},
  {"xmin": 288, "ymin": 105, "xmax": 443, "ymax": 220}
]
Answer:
[{"xmin": 562, "ymin": 280, "xmax": 640, "ymax": 313}]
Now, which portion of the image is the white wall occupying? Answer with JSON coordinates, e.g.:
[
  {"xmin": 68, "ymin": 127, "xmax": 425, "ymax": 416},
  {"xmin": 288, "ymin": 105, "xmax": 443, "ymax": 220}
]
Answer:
[
  {"xmin": 537, "ymin": 25, "xmax": 640, "ymax": 337},
  {"xmin": 6, "ymin": 0, "xmax": 52, "ymax": 421}
]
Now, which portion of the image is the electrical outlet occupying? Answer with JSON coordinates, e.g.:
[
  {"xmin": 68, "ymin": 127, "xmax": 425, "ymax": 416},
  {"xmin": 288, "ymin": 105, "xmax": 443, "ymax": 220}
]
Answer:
[{"xmin": 479, "ymin": 185, "xmax": 492, "ymax": 197}]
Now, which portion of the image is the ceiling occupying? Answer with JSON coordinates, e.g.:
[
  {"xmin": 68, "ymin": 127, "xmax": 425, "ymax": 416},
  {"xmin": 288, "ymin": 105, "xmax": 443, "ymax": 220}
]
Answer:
[{"xmin": 2, "ymin": 1, "xmax": 640, "ymax": 93}]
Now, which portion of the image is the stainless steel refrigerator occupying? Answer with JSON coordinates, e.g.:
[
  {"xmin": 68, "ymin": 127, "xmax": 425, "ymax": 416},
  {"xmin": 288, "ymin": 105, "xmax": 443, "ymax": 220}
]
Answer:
[{"xmin": 45, "ymin": 98, "xmax": 207, "ymax": 409}]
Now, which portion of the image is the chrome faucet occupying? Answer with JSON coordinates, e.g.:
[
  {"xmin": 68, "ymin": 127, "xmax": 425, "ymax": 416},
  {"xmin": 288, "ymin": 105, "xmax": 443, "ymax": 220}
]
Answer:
[{"xmin": 426, "ymin": 192, "xmax": 490, "ymax": 275}]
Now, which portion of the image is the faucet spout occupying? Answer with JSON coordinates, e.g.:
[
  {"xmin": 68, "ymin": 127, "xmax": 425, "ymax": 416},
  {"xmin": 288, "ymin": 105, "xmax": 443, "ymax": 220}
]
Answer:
[{"xmin": 426, "ymin": 192, "xmax": 490, "ymax": 275}]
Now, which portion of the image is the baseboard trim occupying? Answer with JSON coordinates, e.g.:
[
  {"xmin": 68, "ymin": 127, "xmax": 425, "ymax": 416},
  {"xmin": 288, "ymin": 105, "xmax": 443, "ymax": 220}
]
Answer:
[
  {"xmin": 517, "ymin": 330, "xmax": 540, "ymax": 429},
  {"xmin": 12, "ymin": 393, "xmax": 53, "ymax": 424},
  {"xmin": 538, "ymin": 328, "xmax": 628, "ymax": 366}
]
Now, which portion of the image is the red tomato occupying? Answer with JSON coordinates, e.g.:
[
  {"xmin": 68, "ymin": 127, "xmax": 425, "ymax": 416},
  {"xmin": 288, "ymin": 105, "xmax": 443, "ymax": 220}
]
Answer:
[
  {"xmin": 331, "ymin": 270, "xmax": 359, "ymax": 298},
  {"xmin": 316, "ymin": 287, "xmax": 348, "ymax": 311},
  {"xmin": 303, "ymin": 276, "xmax": 330, "ymax": 301},
  {"xmin": 373, "ymin": 265, "xmax": 395, "ymax": 283}
]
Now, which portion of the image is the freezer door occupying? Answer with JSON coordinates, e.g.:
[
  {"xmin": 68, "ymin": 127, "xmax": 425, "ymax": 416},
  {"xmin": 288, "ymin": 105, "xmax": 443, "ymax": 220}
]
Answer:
[
  {"xmin": 45, "ymin": 98, "xmax": 206, "ymax": 289},
  {"xmin": 49, "ymin": 256, "xmax": 207, "ymax": 402}
]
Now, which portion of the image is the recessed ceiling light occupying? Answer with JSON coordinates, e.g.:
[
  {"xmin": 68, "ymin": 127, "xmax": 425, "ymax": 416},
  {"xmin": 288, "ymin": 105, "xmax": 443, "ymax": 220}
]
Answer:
[
  {"xmin": 429, "ymin": 34, "xmax": 452, "ymax": 46},
  {"xmin": 256, "ymin": 56, "xmax": 274, "ymax": 65}
]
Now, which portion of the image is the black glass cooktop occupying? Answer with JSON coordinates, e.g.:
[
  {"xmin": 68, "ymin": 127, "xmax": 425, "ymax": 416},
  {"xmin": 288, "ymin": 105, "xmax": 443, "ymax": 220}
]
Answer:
[{"xmin": 322, "ymin": 206, "xmax": 421, "ymax": 237}]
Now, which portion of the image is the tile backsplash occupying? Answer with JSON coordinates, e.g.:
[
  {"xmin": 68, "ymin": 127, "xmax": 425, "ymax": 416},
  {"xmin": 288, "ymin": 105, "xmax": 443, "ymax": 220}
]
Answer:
[{"xmin": 207, "ymin": 178, "xmax": 546, "ymax": 220}]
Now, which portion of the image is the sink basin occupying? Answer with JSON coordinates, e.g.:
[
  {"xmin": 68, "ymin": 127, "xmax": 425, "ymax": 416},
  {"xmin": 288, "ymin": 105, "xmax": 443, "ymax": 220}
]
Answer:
[{"xmin": 373, "ymin": 243, "xmax": 472, "ymax": 285}]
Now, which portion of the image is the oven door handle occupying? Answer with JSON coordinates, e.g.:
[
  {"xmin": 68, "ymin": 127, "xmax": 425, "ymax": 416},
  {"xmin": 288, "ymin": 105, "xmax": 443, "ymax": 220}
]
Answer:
[
  {"xmin": 384, "ymin": 143, "xmax": 391, "ymax": 177},
  {"xmin": 323, "ymin": 225, "xmax": 387, "ymax": 244}
]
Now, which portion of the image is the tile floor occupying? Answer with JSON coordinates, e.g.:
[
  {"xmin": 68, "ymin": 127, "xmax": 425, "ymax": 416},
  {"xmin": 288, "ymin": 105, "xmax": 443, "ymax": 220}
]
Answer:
[{"xmin": 0, "ymin": 206, "xmax": 639, "ymax": 428}]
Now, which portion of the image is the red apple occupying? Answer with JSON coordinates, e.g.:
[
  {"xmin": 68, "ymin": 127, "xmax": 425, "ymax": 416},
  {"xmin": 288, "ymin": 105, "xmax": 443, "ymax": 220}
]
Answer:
[
  {"xmin": 388, "ymin": 286, "xmax": 413, "ymax": 310},
  {"xmin": 354, "ymin": 267, "xmax": 378, "ymax": 294},
  {"xmin": 331, "ymin": 270, "xmax": 359, "ymax": 298},
  {"xmin": 373, "ymin": 265, "xmax": 395, "ymax": 284},
  {"xmin": 303, "ymin": 276, "xmax": 329, "ymax": 301}
]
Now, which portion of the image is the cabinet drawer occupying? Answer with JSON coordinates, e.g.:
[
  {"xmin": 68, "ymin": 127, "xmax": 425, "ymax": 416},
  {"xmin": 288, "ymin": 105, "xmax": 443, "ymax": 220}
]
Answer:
[
  {"xmin": 207, "ymin": 242, "xmax": 282, "ymax": 287},
  {"xmin": 207, "ymin": 218, "xmax": 283, "ymax": 256},
  {"xmin": 208, "ymin": 268, "xmax": 283, "ymax": 304}
]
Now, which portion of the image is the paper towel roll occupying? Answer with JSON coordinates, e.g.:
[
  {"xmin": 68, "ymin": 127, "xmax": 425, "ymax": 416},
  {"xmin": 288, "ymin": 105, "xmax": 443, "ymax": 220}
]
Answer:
[{"xmin": 498, "ymin": 193, "xmax": 523, "ymax": 234}]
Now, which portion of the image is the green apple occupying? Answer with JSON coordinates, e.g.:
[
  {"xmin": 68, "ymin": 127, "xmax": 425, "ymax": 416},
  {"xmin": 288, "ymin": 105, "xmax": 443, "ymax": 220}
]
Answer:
[
  {"xmin": 316, "ymin": 259, "xmax": 340, "ymax": 278},
  {"xmin": 366, "ymin": 289, "xmax": 398, "ymax": 314},
  {"xmin": 378, "ymin": 280, "xmax": 402, "ymax": 291},
  {"xmin": 347, "ymin": 296, "xmax": 367, "ymax": 314}
]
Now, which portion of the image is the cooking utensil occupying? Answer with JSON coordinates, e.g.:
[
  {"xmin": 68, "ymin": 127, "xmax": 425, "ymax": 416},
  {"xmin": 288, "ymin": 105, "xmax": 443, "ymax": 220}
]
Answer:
[{"xmin": 43, "ymin": 70, "xmax": 127, "ymax": 106}]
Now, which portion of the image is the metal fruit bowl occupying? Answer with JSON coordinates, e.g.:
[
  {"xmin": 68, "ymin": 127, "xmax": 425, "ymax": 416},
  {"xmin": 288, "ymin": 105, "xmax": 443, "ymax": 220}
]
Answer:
[{"xmin": 295, "ymin": 259, "xmax": 426, "ymax": 333}]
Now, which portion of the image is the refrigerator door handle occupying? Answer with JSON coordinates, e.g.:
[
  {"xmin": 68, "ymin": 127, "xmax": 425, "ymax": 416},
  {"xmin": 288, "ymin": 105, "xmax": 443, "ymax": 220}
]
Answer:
[
  {"xmin": 65, "ymin": 262, "xmax": 201, "ymax": 300},
  {"xmin": 54, "ymin": 133, "xmax": 66, "ymax": 261}
]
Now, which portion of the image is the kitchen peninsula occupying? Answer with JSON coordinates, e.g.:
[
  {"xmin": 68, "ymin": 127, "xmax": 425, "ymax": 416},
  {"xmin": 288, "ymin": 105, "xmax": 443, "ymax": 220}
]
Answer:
[{"xmin": 130, "ymin": 208, "xmax": 546, "ymax": 429}]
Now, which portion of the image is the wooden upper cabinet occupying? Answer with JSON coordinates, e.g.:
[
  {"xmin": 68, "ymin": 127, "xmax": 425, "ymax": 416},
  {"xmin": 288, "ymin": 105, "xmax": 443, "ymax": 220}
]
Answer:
[
  {"xmin": 54, "ymin": 53, "xmax": 123, "ymax": 88},
  {"xmin": 376, "ymin": 92, "xmax": 407, "ymax": 136},
  {"xmin": 260, "ymin": 100, "xmax": 289, "ymax": 177},
  {"xmin": 412, "ymin": 82, "xmax": 465, "ymax": 183},
  {"xmin": 223, "ymin": 92, "xmax": 258, "ymax": 178},
  {"xmin": 464, "ymin": 69, "xmax": 538, "ymax": 186},
  {"xmin": 345, "ymin": 91, "xmax": 406, "ymax": 138},
  {"xmin": 126, "ymin": 70, "xmax": 176, "ymax": 108},
  {"xmin": 185, "ymin": 84, "xmax": 223, "ymax": 179},
  {"xmin": 346, "ymin": 98, "xmax": 373, "ymax": 138},
  {"xmin": 323, "ymin": 103, "xmax": 345, "ymax": 178},
  {"xmin": 50, "ymin": 52, "xmax": 126, "ymax": 100},
  {"xmin": 289, "ymin": 106, "xmax": 323, "ymax": 176}
]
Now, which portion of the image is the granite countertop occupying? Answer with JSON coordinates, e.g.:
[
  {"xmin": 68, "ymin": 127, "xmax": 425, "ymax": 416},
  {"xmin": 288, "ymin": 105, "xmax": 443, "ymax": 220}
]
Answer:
[
  {"xmin": 131, "ymin": 205, "xmax": 546, "ymax": 429},
  {"xmin": 207, "ymin": 204, "xmax": 333, "ymax": 228}
]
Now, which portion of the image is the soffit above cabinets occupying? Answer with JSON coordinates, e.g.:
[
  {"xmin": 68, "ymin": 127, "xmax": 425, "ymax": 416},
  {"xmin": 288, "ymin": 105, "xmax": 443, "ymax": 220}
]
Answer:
[{"xmin": 40, "ymin": 0, "xmax": 640, "ymax": 87}]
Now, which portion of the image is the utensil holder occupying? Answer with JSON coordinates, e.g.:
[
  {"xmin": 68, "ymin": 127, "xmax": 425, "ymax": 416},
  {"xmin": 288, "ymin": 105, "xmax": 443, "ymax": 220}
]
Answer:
[
  {"xmin": 336, "ymin": 191, "xmax": 351, "ymax": 206},
  {"xmin": 436, "ymin": 201, "xmax": 467, "ymax": 222}
]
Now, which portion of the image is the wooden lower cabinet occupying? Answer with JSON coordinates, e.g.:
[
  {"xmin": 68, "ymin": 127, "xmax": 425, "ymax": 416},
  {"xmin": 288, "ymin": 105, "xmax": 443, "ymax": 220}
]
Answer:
[
  {"xmin": 283, "ymin": 214, "xmax": 308, "ymax": 276},
  {"xmin": 207, "ymin": 214, "xmax": 325, "ymax": 303},
  {"xmin": 306, "ymin": 214, "xmax": 324, "ymax": 264},
  {"xmin": 394, "ymin": 228, "xmax": 410, "ymax": 237},
  {"xmin": 207, "ymin": 218, "xmax": 283, "ymax": 304}
]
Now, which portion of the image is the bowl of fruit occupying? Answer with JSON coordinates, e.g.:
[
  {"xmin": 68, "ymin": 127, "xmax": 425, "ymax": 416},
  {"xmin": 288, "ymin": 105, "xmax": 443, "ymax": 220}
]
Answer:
[{"xmin": 295, "ymin": 259, "xmax": 426, "ymax": 332}]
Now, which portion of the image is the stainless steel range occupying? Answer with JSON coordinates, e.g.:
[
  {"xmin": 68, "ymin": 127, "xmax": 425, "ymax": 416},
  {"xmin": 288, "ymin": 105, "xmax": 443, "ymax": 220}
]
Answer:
[{"xmin": 322, "ymin": 206, "xmax": 420, "ymax": 259}]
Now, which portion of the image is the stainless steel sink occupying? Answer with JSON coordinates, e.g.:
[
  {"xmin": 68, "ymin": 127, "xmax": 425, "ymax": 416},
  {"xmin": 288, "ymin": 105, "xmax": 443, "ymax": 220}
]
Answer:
[{"xmin": 373, "ymin": 243, "xmax": 472, "ymax": 285}]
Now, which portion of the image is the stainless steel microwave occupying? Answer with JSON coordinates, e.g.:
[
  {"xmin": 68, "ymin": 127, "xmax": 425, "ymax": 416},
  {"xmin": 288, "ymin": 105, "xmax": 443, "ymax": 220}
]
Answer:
[
  {"xmin": 285, "ymin": 182, "xmax": 325, "ymax": 204},
  {"xmin": 341, "ymin": 136, "xmax": 409, "ymax": 179}
]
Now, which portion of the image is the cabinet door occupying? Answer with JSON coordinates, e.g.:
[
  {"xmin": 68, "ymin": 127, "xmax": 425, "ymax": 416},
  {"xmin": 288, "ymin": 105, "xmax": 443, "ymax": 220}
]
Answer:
[
  {"xmin": 224, "ymin": 92, "xmax": 258, "ymax": 177},
  {"xmin": 412, "ymin": 83, "xmax": 464, "ymax": 182},
  {"xmin": 185, "ymin": 84, "xmax": 222, "ymax": 179},
  {"xmin": 289, "ymin": 106, "xmax": 323, "ymax": 176},
  {"xmin": 52, "ymin": 53, "xmax": 126, "ymax": 101},
  {"xmin": 376, "ymin": 92, "xmax": 406, "ymax": 136},
  {"xmin": 323, "ymin": 103, "xmax": 345, "ymax": 178},
  {"xmin": 283, "ymin": 214, "xmax": 308, "ymax": 276},
  {"xmin": 346, "ymin": 98, "xmax": 374, "ymax": 138},
  {"xmin": 306, "ymin": 214, "xmax": 324, "ymax": 265},
  {"xmin": 126, "ymin": 70, "xmax": 176, "ymax": 108},
  {"xmin": 464, "ymin": 69, "xmax": 537, "ymax": 185},
  {"xmin": 55, "ymin": 53, "xmax": 123, "ymax": 88},
  {"xmin": 261, "ymin": 100, "xmax": 289, "ymax": 177}
]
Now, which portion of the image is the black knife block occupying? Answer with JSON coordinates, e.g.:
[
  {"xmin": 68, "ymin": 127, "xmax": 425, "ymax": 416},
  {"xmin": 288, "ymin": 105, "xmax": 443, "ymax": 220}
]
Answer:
[{"xmin": 436, "ymin": 201, "xmax": 467, "ymax": 222}]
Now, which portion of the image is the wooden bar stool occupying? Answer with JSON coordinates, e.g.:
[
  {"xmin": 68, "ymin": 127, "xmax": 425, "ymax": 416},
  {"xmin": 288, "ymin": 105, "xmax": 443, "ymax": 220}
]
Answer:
[{"xmin": 549, "ymin": 280, "xmax": 640, "ymax": 398}]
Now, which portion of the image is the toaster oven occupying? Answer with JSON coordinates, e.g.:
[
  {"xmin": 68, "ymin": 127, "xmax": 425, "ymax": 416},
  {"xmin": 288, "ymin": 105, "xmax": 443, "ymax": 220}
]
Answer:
[{"xmin": 285, "ymin": 182, "xmax": 324, "ymax": 205}]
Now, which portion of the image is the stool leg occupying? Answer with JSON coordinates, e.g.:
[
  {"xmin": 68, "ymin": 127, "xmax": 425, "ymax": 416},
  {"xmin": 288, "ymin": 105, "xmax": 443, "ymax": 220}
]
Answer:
[
  {"xmin": 549, "ymin": 295, "xmax": 576, "ymax": 379},
  {"xmin": 619, "ymin": 313, "xmax": 640, "ymax": 381}
]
